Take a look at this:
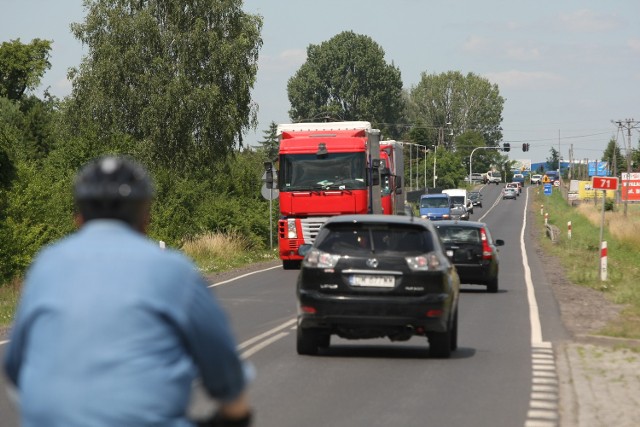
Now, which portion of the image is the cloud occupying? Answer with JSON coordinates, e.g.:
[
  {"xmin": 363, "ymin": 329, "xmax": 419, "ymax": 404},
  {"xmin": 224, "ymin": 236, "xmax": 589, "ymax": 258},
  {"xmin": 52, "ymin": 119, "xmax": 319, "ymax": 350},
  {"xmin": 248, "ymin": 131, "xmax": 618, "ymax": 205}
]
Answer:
[
  {"xmin": 463, "ymin": 35, "xmax": 489, "ymax": 53},
  {"xmin": 628, "ymin": 38, "xmax": 640, "ymax": 53},
  {"xmin": 505, "ymin": 46, "xmax": 542, "ymax": 61},
  {"xmin": 483, "ymin": 70, "xmax": 563, "ymax": 88},
  {"xmin": 259, "ymin": 48, "xmax": 306, "ymax": 72},
  {"xmin": 558, "ymin": 9, "xmax": 621, "ymax": 33}
]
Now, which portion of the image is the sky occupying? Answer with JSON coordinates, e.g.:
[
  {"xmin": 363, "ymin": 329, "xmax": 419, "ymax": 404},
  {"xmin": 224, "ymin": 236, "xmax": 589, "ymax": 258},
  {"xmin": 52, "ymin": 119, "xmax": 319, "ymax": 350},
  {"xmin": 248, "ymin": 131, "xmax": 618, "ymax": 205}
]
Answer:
[{"xmin": 2, "ymin": 0, "xmax": 639, "ymax": 164}]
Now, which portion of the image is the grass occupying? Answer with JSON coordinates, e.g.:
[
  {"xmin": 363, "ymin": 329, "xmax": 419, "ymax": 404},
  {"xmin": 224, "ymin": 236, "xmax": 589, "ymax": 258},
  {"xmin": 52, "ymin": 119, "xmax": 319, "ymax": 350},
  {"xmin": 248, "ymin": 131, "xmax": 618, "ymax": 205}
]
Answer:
[
  {"xmin": 534, "ymin": 187, "xmax": 640, "ymax": 339},
  {"xmin": 181, "ymin": 231, "xmax": 277, "ymax": 273},
  {"xmin": 0, "ymin": 278, "xmax": 22, "ymax": 328},
  {"xmin": 0, "ymin": 232, "xmax": 278, "ymax": 327}
]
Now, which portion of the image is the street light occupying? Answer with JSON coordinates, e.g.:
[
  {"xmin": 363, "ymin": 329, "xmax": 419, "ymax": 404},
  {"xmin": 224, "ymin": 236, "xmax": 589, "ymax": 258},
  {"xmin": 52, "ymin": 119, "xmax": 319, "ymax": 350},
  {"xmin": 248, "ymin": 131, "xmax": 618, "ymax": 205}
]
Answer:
[{"xmin": 432, "ymin": 144, "xmax": 437, "ymax": 188}]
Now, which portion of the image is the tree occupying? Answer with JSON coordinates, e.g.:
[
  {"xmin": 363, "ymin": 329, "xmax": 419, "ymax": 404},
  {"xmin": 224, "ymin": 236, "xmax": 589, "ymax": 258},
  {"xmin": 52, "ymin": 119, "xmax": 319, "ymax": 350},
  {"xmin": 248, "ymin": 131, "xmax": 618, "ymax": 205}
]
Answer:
[
  {"xmin": 602, "ymin": 137, "xmax": 625, "ymax": 176},
  {"xmin": 407, "ymin": 71, "xmax": 504, "ymax": 150},
  {"xmin": 287, "ymin": 31, "xmax": 404, "ymax": 138},
  {"xmin": 258, "ymin": 121, "xmax": 279, "ymax": 161},
  {"xmin": 546, "ymin": 147, "xmax": 560, "ymax": 171},
  {"xmin": 67, "ymin": 0, "xmax": 263, "ymax": 171},
  {"xmin": 0, "ymin": 39, "xmax": 52, "ymax": 101}
]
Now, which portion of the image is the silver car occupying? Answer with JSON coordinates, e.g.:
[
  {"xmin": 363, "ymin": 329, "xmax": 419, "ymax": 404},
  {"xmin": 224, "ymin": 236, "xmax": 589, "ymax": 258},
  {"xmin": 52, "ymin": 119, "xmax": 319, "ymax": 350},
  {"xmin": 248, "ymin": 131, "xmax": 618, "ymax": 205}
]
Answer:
[{"xmin": 502, "ymin": 187, "xmax": 517, "ymax": 200}]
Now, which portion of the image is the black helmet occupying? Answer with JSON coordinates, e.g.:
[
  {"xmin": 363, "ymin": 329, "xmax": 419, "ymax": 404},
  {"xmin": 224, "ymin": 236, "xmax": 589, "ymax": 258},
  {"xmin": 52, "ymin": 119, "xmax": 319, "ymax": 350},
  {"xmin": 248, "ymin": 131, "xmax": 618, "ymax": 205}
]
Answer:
[
  {"xmin": 74, "ymin": 156, "xmax": 154, "ymax": 202},
  {"xmin": 74, "ymin": 156, "xmax": 154, "ymax": 226}
]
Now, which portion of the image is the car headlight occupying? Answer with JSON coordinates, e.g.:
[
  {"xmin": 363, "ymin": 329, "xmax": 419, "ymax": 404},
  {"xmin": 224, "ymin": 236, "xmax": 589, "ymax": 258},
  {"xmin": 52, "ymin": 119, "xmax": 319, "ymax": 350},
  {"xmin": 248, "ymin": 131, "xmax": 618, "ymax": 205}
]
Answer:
[
  {"xmin": 405, "ymin": 252, "xmax": 442, "ymax": 271},
  {"xmin": 303, "ymin": 249, "xmax": 341, "ymax": 268},
  {"xmin": 287, "ymin": 219, "xmax": 298, "ymax": 239}
]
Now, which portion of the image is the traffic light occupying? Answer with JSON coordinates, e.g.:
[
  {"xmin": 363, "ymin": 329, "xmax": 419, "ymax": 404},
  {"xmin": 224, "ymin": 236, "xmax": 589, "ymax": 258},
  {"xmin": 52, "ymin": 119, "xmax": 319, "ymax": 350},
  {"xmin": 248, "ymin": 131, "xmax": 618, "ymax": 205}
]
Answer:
[
  {"xmin": 522, "ymin": 143, "xmax": 530, "ymax": 152},
  {"xmin": 503, "ymin": 143, "xmax": 511, "ymax": 152}
]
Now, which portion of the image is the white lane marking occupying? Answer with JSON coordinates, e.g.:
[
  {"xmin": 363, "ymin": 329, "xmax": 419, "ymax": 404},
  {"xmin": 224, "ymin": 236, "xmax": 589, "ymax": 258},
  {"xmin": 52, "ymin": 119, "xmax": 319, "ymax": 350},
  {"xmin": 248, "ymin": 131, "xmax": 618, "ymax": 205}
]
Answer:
[
  {"xmin": 521, "ymin": 189, "xmax": 544, "ymax": 344},
  {"xmin": 0, "ymin": 340, "xmax": 8, "ymax": 346},
  {"xmin": 237, "ymin": 318, "xmax": 297, "ymax": 350},
  {"xmin": 208, "ymin": 265, "xmax": 282, "ymax": 288},
  {"xmin": 240, "ymin": 332, "xmax": 289, "ymax": 359}
]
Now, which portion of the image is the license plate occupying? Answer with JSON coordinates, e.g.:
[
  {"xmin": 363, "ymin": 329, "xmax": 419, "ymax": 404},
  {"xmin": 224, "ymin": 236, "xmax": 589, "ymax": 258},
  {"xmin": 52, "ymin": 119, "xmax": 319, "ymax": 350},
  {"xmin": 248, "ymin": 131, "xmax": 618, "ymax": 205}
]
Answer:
[{"xmin": 350, "ymin": 275, "xmax": 395, "ymax": 288}]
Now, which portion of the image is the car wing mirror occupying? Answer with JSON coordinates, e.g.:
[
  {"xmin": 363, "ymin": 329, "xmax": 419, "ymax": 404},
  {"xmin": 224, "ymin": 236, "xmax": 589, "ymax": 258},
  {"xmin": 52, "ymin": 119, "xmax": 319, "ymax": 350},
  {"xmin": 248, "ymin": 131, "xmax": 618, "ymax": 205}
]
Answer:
[
  {"xmin": 495, "ymin": 239, "xmax": 505, "ymax": 246},
  {"xmin": 298, "ymin": 244, "xmax": 313, "ymax": 256}
]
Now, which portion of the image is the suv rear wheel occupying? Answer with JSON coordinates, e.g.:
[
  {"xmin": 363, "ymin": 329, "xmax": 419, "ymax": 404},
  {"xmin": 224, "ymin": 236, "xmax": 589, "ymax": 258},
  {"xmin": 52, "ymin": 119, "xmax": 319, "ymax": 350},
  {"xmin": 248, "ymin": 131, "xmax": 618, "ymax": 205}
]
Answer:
[
  {"xmin": 428, "ymin": 311, "xmax": 457, "ymax": 358},
  {"xmin": 297, "ymin": 327, "xmax": 329, "ymax": 355}
]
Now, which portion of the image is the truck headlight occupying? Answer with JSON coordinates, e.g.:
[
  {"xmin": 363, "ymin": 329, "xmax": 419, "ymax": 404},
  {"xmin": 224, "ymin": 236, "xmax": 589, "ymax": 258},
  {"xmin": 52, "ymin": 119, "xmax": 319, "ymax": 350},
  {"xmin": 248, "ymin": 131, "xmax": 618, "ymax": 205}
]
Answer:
[{"xmin": 287, "ymin": 219, "xmax": 298, "ymax": 239}]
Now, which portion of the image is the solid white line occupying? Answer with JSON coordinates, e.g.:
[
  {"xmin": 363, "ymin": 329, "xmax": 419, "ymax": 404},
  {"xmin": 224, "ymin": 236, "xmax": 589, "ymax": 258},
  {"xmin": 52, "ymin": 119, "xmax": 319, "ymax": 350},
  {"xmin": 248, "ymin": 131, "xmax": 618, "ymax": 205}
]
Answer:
[
  {"xmin": 237, "ymin": 318, "xmax": 297, "ymax": 350},
  {"xmin": 521, "ymin": 189, "xmax": 544, "ymax": 345},
  {"xmin": 207, "ymin": 265, "xmax": 281, "ymax": 288}
]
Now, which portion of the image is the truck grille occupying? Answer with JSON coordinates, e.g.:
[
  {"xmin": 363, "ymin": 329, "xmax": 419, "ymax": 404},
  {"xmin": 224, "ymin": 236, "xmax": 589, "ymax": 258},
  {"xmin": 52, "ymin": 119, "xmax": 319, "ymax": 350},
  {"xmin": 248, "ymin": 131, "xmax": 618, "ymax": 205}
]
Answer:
[{"xmin": 301, "ymin": 217, "xmax": 330, "ymax": 243}]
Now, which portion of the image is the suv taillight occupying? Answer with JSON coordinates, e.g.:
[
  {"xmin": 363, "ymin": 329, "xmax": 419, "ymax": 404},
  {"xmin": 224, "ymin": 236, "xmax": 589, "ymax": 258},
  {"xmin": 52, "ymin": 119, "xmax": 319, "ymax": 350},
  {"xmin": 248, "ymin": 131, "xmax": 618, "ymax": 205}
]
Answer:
[{"xmin": 480, "ymin": 228, "xmax": 492, "ymax": 260}]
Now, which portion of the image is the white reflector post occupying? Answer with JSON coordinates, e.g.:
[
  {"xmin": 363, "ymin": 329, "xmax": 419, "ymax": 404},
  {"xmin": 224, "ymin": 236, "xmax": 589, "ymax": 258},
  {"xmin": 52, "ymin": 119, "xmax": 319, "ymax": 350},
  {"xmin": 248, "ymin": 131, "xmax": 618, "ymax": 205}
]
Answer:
[
  {"xmin": 159, "ymin": 241, "xmax": 166, "ymax": 250},
  {"xmin": 600, "ymin": 241, "xmax": 607, "ymax": 281}
]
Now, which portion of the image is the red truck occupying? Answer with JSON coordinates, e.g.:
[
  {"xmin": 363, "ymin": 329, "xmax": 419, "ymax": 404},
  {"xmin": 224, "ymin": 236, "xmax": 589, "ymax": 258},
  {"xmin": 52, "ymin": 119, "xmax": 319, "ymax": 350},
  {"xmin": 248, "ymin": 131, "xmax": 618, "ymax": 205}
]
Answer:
[{"xmin": 274, "ymin": 122, "xmax": 404, "ymax": 269}]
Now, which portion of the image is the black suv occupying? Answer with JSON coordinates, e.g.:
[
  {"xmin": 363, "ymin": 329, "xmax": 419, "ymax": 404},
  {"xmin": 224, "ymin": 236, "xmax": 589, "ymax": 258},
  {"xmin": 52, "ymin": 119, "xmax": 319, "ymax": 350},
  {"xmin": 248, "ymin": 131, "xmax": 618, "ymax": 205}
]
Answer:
[
  {"xmin": 433, "ymin": 220, "xmax": 504, "ymax": 293},
  {"xmin": 296, "ymin": 215, "xmax": 460, "ymax": 358}
]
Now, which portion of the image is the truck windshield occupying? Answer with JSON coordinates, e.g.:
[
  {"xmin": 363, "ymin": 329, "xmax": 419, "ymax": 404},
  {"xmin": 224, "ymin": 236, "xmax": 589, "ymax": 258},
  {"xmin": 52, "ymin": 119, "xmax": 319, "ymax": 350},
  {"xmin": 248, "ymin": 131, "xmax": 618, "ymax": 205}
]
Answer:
[
  {"xmin": 279, "ymin": 152, "xmax": 367, "ymax": 191},
  {"xmin": 421, "ymin": 197, "xmax": 449, "ymax": 208}
]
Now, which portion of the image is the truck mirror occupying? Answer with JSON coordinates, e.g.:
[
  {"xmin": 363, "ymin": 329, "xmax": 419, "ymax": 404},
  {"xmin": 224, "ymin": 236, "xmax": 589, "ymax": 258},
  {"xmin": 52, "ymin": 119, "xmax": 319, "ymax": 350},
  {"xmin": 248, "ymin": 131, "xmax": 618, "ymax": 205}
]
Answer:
[{"xmin": 395, "ymin": 176, "xmax": 402, "ymax": 190}]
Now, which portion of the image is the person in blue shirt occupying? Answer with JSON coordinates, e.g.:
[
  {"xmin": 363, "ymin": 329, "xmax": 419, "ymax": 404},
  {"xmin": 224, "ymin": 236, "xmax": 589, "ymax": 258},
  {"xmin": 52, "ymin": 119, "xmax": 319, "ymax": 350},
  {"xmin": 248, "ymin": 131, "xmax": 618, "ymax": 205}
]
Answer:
[{"xmin": 4, "ymin": 156, "xmax": 253, "ymax": 427}]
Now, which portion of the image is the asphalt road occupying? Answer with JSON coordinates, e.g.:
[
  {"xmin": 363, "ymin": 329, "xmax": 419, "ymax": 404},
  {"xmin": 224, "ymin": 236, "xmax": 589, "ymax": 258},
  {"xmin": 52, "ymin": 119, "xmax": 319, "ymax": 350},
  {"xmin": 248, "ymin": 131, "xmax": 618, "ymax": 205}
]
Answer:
[{"xmin": 0, "ymin": 184, "xmax": 570, "ymax": 427}]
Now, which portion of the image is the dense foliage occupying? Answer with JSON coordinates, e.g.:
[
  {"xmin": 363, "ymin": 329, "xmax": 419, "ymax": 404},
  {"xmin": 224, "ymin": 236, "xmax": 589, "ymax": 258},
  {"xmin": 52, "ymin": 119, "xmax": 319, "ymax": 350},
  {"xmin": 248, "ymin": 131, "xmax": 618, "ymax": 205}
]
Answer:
[
  {"xmin": 287, "ymin": 31, "xmax": 405, "ymax": 138},
  {"xmin": 0, "ymin": 2, "xmax": 269, "ymax": 285}
]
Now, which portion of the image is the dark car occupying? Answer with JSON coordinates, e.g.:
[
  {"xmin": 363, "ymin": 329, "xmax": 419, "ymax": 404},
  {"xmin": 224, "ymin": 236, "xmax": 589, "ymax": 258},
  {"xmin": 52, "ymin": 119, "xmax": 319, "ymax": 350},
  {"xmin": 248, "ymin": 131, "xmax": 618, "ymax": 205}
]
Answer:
[
  {"xmin": 468, "ymin": 191, "xmax": 482, "ymax": 208},
  {"xmin": 296, "ymin": 214, "xmax": 460, "ymax": 358},
  {"xmin": 433, "ymin": 220, "xmax": 504, "ymax": 293}
]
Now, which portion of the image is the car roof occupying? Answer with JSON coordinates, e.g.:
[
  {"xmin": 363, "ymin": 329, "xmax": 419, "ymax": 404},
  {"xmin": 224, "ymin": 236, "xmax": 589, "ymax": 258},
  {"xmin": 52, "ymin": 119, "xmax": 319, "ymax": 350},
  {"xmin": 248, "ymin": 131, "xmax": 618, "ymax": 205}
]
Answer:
[{"xmin": 323, "ymin": 214, "xmax": 433, "ymax": 230}]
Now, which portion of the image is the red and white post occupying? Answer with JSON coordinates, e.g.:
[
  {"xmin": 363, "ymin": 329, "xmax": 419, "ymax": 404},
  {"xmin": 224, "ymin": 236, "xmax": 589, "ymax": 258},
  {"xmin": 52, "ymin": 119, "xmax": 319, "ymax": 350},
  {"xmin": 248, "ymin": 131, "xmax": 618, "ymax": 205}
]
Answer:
[
  {"xmin": 544, "ymin": 212, "xmax": 548, "ymax": 226},
  {"xmin": 600, "ymin": 241, "xmax": 608, "ymax": 281},
  {"xmin": 540, "ymin": 204, "xmax": 544, "ymax": 215},
  {"xmin": 567, "ymin": 221, "xmax": 572, "ymax": 239}
]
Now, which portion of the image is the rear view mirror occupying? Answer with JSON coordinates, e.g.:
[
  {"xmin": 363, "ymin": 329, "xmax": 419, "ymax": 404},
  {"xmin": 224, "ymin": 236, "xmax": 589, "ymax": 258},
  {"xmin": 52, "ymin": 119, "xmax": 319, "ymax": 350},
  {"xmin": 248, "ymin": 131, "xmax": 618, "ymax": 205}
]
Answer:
[{"xmin": 495, "ymin": 239, "xmax": 505, "ymax": 247}]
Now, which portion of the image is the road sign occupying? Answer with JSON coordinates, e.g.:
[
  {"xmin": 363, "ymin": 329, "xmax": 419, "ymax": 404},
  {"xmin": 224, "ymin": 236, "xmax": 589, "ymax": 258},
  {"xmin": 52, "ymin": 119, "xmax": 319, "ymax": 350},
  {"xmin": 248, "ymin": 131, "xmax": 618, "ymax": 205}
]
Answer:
[
  {"xmin": 543, "ymin": 183, "xmax": 552, "ymax": 195},
  {"xmin": 261, "ymin": 184, "xmax": 279, "ymax": 200},
  {"xmin": 591, "ymin": 176, "xmax": 619, "ymax": 191}
]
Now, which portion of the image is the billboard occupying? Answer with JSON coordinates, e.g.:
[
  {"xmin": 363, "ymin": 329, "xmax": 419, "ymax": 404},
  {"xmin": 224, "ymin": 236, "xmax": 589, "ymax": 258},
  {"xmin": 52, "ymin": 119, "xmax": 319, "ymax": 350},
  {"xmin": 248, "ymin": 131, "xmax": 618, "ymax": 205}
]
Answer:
[
  {"xmin": 621, "ymin": 173, "xmax": 640, "ymax": 202},
  {"xmin": 588, "ymin": 161, "xmax": 609, "ymax": 177},
  {"xmin": 511, "ymin": 159, "xmax": 531, "ymax": 172},
  {"xmin": 569, "ymin": 180, "xmax": 615, "ymax": 200}
]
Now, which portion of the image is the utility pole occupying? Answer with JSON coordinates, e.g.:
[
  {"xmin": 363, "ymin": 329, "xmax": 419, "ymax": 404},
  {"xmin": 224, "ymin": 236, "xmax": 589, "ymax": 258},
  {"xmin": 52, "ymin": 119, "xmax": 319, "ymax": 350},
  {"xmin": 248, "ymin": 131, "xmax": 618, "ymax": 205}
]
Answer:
[{"xmin": 613, "ymin": 119, "xmax": 639, "ymax": 216}]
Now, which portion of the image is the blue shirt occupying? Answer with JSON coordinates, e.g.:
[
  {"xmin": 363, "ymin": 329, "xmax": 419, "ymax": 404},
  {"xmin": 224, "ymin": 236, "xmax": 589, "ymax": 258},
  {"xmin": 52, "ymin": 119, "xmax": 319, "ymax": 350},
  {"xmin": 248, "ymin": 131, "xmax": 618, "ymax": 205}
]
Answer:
[{"xmin": 4, "ymin": 220, "xmax": 249, "ymax": 427}]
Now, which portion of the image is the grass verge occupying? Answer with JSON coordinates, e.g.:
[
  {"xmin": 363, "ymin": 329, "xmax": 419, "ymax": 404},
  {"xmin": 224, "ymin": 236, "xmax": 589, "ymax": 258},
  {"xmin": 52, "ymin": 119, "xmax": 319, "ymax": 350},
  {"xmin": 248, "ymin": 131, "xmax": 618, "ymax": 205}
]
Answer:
[{"xmin": 533, "ymin": 186, "xmax": 640, "ymax": 339}]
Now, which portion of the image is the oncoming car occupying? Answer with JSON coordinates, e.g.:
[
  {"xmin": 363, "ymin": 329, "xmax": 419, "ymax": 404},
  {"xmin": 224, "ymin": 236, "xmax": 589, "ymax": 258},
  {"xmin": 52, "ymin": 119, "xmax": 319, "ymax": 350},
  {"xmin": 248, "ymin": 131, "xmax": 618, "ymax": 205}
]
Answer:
[
  {"xmin": 434, "ymin": 220, "xmax": 504, "ymax": 293},
  {"xmin": 296, "ymin": 214, "xmax": 460, "ymax": 358}
]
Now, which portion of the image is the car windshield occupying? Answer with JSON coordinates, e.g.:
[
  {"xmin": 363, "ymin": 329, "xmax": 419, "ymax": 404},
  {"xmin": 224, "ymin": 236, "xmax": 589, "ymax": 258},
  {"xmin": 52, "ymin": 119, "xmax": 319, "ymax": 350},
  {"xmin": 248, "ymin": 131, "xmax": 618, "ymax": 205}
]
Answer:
[
  {"xmin": 420, "ymin": 197, "xmax": 449, "ymax": 208},
  {"xmin": 436, "ymin": 226, "xmax": 481, "ymax": 244},
  {"xmin": 315, "ymin": 224, "xmax": 435, "ymax": 255},
  {"xmin": 469, "ymin": 193, "xmax": 479, "ymax": 199}
]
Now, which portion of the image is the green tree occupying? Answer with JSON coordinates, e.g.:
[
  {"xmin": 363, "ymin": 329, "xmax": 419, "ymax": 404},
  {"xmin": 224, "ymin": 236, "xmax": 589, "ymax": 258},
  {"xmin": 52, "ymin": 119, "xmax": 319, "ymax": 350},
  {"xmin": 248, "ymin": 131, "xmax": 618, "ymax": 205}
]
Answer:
[
  {"xmin": 287, "ymin": 31, "xmax": 404, "ymax": 138},
  {"xmin": 0, "ymin": 38, "xmax": 52, "ymax": 101},
  {"xmin": 546, "ymin": 147, "xmax": 560, "ymax": 171},
  {"xmin": 258, "ymin": 121, "xmax": 279, "ymax": 161},
  {"xmin": 67, "ymin": 0, "xmax": 263, "ymax": 171},
  {"xmin": 602, "ymin": 137, "xmax": 626, "ymax": 176},
  {"xmin": 407, "ymin": 71, "xmax": 504, "ymax": 150}
]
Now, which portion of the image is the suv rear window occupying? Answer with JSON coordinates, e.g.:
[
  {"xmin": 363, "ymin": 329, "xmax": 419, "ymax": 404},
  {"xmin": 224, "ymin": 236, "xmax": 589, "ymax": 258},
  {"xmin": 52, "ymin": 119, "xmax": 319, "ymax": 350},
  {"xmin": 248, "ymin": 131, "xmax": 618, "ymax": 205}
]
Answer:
[{"xmin": 315, "ymin": 224, "xmax": 435, "ymax": 255}]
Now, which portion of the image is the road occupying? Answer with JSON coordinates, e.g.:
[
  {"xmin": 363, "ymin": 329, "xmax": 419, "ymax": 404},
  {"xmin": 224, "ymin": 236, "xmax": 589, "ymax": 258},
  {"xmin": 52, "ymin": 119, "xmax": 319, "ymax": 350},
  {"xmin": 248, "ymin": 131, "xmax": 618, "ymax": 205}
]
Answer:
[{"xmin": 0, "ymin": 185, "xmax": 570, "ymax": 427}]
